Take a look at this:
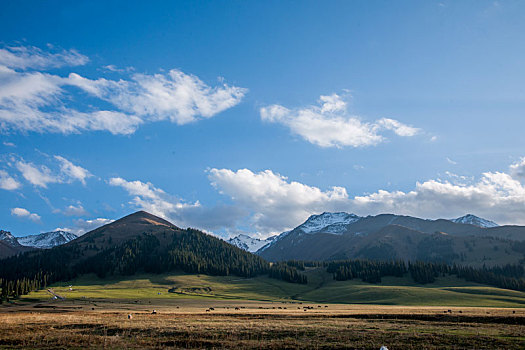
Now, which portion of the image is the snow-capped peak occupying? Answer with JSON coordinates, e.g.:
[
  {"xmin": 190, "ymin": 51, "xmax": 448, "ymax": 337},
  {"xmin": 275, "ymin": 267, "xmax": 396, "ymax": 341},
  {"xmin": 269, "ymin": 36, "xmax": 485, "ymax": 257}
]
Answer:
[
  {"xmin": 297, "ymin": 212, "xmax": 361, "ymax": 234},
  {"xmin": 451, "ymin": 214, "xmax": 498, "ymax": 228},
  {"xmin": 0, "ymin": 230, "xmax": 20, "ymax": 247},
  {"xmin": 18, "ymin": 230, "xmax": 78, "ymax": 249},
  {"xmin": 227, "ymin": 234, "xmax": 276, "ymax": 253}
]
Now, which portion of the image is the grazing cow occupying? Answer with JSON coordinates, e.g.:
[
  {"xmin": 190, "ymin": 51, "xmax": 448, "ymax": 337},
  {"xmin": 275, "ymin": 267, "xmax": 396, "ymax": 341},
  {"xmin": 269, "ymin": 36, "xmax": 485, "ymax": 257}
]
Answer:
[
  {"xmin": 128, "ymin": 314, "xmax": 133, "ymax": 320},
  {"xmin": 152, "ymin": 310, "xmax": 157, "ymax": 314},
  {"xmin": 235, "ymin": 307, "xmax": 240, "ymax": 310},
  {"xmin": 206, "ymin": 309, "xmax": 210, "ymax": 312}
]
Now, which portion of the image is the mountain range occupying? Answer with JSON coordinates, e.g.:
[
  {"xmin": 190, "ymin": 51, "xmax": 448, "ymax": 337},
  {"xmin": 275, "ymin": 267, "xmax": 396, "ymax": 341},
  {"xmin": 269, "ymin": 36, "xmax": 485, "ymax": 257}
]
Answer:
[
  {"xmin": 1, "ymin": 210, "xmax": 524, "ymax": 304},
  {"xmin": 256, "ymin": 212, "xmax": 525, "ymax": 266},
  {"xmin": 3, "ymin": 211, "xmax": 525, "ymax": 266},
  {"xmin": 0, "ymin": 229, "xmax": 78, "ymax": 258}
]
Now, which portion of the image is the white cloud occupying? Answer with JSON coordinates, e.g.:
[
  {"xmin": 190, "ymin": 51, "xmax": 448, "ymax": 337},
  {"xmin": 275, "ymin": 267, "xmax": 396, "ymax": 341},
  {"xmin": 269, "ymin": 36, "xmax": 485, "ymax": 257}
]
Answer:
[
  {"xmin": 60, "ymin": 217, "xmax": 114, "ymax": 236},
  {"xmin": 102, "ymin": 64, "xmax": 122, "ymax": 72},
  {"xmin": 14, "ymin": 155, "xmax": 91, "ymax": 187},
  {"xmin": 351, "ymin": 171, "xmax": 525, "ymax": 225},
  {"xmin": 208, "ymin": 168, "xmax": 348, "ymax": 233},
  {"xmin": 68, "ymin": 69, "xmax": 247, "ymax": 125},
  {"xmin": 446, "ymin": 157, "xmax": 458, "ymax": 165},
  {"xmin": 11, "ymin": 207, "xmax": 41, "ymax": 222},
  {"xmin": 108, "ymin": 177, "xmax": 200, "ymax": 222},
  {"xmin": 16, "ymin": 160, "xmax": 59, "ymax": 188},
  {"xmin": 58, "ymin": 204, "xmax": 89, "ymax": 217},
  {"xmin": 208, "ymin": 159, "xmax": 525, "ymax": 234},
  {"xmin": 0, "ymin": 64, "xmax": 143, "ymax": 135},
  {"xmin": 260, "ymin": 93, "xmax": 420, "ymax": 148},
  {"xmin": 108, "ymin": 159, "xmax": 525, "ymax": 236},
  {"xmin": 3, "ymin": 141, "xmax": 15, "ymax": 147},
  {"xmin": 54, "ymin": 156, "xmax": 92, "ymax": 185},
  {"xmin": 0, "ymin": 45, "xmax": 88, "ymax": 70},
  {"xmin": 0, "ymin": 170, "xmax": 21, "ymax": 190},
  {"xmin": 109, "ymin": 176, "xmax": 245, "ymax": 232},
  {"xmin": 510, "ymin": 157, "xmax": 525, "ymax": 181},
  {"xmin": 376, "ymin": 118, "xmax": 420, "ymax": 137},
  {"xmin": 0, "ymin": 45, "xmax": 245, "ymax": 135}
]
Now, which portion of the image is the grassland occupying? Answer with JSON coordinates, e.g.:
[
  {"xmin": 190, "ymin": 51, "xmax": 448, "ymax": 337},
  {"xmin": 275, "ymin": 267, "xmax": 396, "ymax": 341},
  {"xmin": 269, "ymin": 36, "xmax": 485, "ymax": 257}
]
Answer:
[
  {"xmin": 0, "ymin": 305, "xmax": 524, "ymax": 349},
  {"xmin": 18, "ymin": 267, "xmax": 525, "ymax": 308},
  {"xmin": 2, "ymin": 268, "xmax": 525, "ymax": 349}
]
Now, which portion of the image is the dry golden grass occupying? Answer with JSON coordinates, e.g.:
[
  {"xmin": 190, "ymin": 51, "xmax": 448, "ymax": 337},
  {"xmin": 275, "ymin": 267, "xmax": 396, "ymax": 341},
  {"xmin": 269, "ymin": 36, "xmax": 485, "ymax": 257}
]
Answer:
[{"xmin": 1, "ymin": 300, "xmax": 524, "ymax": 349}]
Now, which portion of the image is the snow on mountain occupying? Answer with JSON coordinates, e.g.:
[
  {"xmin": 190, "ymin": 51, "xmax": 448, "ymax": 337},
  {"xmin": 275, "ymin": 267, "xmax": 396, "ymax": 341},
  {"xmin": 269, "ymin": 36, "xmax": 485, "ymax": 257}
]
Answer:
[
  {"xmin": 255, "ymin": 212, "xmax": 362, "ymax": 254},
  {"xmin": 452, "ymin": 214, "xmax": 498, "ymax": 228},
  {"xmin": 227, "ymin": 234, "xmax": 276, "ymax": 253},
  {"xmin": 18, "ymin": 230, "xmax": 78, "ymax": 249},
  {"xmin": 297, "ymin": 212, "xmax": 362, "ymax": 234},
  {"xmin": 0, "ymin": 230, "xmax": 20, "ymax": 247}
]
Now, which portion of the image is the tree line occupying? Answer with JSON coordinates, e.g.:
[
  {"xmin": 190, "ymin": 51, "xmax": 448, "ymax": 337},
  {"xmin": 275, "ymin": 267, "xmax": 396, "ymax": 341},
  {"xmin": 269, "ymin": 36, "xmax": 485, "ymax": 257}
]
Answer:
[
  {"xmin": 269, "ymin": 263, "xmax": 308, "ymax": 284},
  {"xmin": 326, "ymin": 260, "xmax": 406, "ymax": 283},
  {"xmin": 325, "ymin": 259, "xmax": 525, "ymax": 292}
]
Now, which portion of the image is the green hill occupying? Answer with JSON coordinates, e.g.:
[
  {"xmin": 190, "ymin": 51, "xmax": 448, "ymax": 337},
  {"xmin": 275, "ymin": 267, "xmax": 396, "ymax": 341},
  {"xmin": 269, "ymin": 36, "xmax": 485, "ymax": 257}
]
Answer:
[
  {"xmin": 21, "ymin": 268, "xmax": 525, "ymax": 308},
  {"xmin": 0, "ymin": 211, "xmax": 285, "ymax": 301}
]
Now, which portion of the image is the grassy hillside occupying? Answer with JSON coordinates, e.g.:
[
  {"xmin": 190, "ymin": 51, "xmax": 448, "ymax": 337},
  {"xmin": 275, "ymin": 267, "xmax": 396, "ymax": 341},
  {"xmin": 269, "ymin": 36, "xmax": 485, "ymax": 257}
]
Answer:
[{"xmin": 21, "ymin": 267, "xmax": 525, "ymax": 308}]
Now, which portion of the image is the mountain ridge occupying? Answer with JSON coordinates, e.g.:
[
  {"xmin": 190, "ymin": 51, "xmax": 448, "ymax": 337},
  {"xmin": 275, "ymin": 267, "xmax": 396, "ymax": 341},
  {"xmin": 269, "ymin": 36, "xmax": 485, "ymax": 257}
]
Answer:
[
  {"xmin": 257, "ymin": 212, "xmax": 525, "ymax": 265},
  {"xmin": 18, "ymin": 230, "xmax": 78, "ymax": 249},
  {"xmin": 452, "ymin": 214, "xmax": 498, "ymax": 228}
]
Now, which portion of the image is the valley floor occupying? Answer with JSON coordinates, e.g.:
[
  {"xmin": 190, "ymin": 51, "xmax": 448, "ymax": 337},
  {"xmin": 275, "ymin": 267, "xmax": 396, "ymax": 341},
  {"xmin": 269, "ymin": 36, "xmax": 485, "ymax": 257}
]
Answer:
[
  {"xmin": 1, "ymin": 268, "xmax": 525, "ymax": 348},
  {"xmin": 16, "ymin": 267, "xmax": 525, "ymax": 308},
  {"xmin": 0, "ymin": 302, "xmax": 524, "ymax": 349}
]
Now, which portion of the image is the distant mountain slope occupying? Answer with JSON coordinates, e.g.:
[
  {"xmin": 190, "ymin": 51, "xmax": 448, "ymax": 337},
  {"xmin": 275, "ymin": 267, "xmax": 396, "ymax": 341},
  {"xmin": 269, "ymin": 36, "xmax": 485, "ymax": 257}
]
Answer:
[
  {"xmin": 296, "ymin": 212, "xmax": 361, "ymax": 234},
  {"xmin": 0, "ymin": 230, "xmax": 32, "ymax": 258},
  {"xmin": 0, "ymin": 239, "xmax": 27, "ymax": 258},
  {"xmin": 227, "ymin": 234, "xmax": 275, "ymax": 252},
  {"xmin": 258, "ymin": 212, "xmax": 525, "ymax": 265},
  {"xmin": 18, "ymin": 230, "xmax": 78, "ymax": 249},
  {"xmin": 452, "ymin": 214, "xmax": 498, "ymax": 228},
  {"xmin": 0, "ymin": 230, "xmax": 19, "ymax": 247}
]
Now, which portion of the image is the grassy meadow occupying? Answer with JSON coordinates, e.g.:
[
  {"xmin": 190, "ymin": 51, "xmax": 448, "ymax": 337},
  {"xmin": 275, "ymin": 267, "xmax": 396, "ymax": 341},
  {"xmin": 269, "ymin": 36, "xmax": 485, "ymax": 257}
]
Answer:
[{"xmin": 18, "ymin": 267, "xmax": 525, "ymax": 308}]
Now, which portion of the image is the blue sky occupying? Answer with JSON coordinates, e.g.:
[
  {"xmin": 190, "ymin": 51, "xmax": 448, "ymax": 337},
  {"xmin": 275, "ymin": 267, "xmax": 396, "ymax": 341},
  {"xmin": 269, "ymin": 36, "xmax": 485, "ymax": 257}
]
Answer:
[{"xmin": 1, "ymin": 0, "xmax": 525, "ymax": 238}]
